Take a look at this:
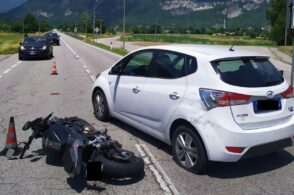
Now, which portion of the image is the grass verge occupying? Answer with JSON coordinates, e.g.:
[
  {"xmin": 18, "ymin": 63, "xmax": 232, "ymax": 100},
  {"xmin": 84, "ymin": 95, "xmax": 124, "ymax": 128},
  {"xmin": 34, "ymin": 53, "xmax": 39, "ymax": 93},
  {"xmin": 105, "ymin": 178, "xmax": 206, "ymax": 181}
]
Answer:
[
  {"xmin": 0, "ymin": 33, "xmax": 24, "ymax": 54},
  {"xmin": 124, "ymin": 34, "xmax": 275, "ymax": 46},
  {"xmin": 277, "ymin": 46, "xmax": 292, "ymax": 56},
  {"xmin": 66, "ymin": 32, "xmax": 128, "ymax": 56}
]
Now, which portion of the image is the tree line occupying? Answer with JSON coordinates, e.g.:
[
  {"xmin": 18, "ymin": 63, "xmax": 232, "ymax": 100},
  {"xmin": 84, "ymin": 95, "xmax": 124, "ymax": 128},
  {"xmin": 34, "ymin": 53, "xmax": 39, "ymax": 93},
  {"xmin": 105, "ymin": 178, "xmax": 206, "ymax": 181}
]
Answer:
[{"xmin": 0, "ymin": 13, "xmax": 52, "ymax": 33}]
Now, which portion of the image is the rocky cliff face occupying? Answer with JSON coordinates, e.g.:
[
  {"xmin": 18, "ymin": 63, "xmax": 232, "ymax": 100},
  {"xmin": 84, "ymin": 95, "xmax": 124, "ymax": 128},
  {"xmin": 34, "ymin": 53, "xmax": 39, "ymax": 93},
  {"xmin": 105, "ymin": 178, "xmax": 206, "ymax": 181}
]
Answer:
[{"xmin": 161, "ymin": 0, "xmax": 269, "ymax": 18}]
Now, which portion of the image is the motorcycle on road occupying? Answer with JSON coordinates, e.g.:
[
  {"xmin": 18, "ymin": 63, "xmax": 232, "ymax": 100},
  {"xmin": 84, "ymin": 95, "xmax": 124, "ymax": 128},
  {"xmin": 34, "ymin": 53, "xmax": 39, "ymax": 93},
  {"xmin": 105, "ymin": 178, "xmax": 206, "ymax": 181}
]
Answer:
[{"xmin": 20, "ymin": 113, "xmax": 144, "ymax": 180}]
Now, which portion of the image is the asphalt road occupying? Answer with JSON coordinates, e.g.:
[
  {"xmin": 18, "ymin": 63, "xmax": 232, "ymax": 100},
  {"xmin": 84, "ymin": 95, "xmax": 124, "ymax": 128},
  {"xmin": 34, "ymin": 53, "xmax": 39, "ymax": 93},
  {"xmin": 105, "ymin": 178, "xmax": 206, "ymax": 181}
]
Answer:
[{"xmin": 0, "ymin": 32, "xmax": 293, "ymax": 195}]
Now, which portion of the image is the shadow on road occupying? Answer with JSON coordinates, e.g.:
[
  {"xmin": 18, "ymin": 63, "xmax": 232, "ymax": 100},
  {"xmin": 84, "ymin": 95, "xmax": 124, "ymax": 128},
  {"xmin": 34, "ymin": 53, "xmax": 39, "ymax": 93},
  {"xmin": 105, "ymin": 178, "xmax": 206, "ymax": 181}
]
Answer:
[
  {"xmin": 103, "ymin": 171, "xmax": 145, "ymax": 186},
  {"xmin": 67, "ymin": 172, "xmax": 106, "ymax": 193},
  {"xmin": 207, "ymin": 150, "xmax": 293, "ymax": 178},
  {"xmin": 110, "ymin": 118, "xmax": 172, "ymax": 155},
  {"xmin": 109, "ymin": 118, "xmax": 294, "ymax": 178}
]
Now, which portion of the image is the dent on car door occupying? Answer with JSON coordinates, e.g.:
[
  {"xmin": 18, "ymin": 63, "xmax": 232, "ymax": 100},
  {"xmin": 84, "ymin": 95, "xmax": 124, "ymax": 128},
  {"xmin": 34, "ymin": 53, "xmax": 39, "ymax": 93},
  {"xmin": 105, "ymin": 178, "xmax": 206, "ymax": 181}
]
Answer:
[
  {"xmin": 108, "ymin": 50, "xmax": 156, "ymax": 123},
  {"xmin": 140, "ymin": 51, "xmax": 194, "ymax": 132}
]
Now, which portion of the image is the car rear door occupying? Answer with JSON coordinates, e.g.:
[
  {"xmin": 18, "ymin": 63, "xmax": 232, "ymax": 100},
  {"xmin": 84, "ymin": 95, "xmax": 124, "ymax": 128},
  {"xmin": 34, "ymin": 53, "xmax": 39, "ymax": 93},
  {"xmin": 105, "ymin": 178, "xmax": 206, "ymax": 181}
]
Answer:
[
  {"xmin": 139, "ymin": 50, "xmax": 191, "ymax": 132},
  {"xmin": 108, "ymin": 50, "xmax": 156, "ymax": 123}
]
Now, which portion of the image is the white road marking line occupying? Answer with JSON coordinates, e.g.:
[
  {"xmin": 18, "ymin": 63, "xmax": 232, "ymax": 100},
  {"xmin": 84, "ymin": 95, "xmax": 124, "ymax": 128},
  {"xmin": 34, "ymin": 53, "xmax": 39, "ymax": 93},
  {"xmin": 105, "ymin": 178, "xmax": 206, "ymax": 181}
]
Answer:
[
  {"xmin": 135, "ymin": 144, "xmax": 179, "ymax": 195},
  {"xmin": 11, "ymin": 63, "xmax": 18, "ymax": 68},
  {"xmin": 3, "ymin": 68, "xmax": 11, "ymax": 74},
  {"xmin": 62, "ymin": 35, "xmax": 179, "ymax": 194}
]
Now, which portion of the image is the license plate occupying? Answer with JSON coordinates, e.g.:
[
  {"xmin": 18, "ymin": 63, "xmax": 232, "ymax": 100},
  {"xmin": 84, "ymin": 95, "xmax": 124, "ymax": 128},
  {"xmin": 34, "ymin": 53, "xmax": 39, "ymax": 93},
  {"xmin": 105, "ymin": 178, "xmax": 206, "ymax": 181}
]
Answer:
[
  {"xmin": 253, "ymin": 99, "xmax": 281, "ymax": 113},
  {"xmin": 30, "ymin": 52, "xmax": 36, "ymax": 55}
]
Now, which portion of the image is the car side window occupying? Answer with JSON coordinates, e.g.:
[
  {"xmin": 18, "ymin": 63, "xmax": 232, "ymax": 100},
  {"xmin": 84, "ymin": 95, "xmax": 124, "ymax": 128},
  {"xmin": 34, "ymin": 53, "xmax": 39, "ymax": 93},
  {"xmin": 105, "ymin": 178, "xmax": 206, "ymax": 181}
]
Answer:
[
  {"xmin": 186, "ymin": 56, "xmax": 197, "ymax": 75},
  {"xmin": 153, "ymin": 51, "xmax": 186, "ymax": 79},
  {"xmin": 121, "ymin": 51, "xmax": 154, "ymax": 77},
  {"xmin": 109, "ymin": 60, "xmax": 125, "ymax": 75}
]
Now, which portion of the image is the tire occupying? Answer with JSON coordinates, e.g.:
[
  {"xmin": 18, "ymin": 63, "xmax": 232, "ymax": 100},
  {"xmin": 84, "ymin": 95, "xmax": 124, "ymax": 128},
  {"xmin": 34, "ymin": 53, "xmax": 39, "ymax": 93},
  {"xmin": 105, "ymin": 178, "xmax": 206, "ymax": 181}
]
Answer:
[
  {"xmin": 95, "ymin": 154, "xmax": 144, "ymax": 179},
  {"xmin": 172, "ymin": 125, "xmax": 208, "ymax": 174},
  {"xmin": 19, "ymin": 55, "xmax": 24, "ymax": 61},
  {"xmin": 93, "ymin": 89, "xmax": 110, "ymax": 122}
]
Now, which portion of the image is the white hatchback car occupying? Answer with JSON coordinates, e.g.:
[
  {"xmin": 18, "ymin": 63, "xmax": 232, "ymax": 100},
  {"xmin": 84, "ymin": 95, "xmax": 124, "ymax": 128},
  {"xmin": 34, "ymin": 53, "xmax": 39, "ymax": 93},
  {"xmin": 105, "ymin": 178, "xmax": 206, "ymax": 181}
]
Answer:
[{"xmin": 92, "ymin": 45, "xmax": 294, "ymax": 173}]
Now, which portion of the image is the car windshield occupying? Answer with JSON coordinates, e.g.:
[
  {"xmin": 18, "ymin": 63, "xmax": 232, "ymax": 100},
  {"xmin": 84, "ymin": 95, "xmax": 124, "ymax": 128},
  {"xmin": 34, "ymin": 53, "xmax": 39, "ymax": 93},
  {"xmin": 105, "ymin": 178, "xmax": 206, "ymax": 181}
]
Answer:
[
  {"xmin": 24, "ymin": 37, "xmax": 48, "ymax": 44},
  {"xmin": 212, "ymin": 58, "xmax": 284, "ymax": 87},
  {"xmin": 46, "ymin": 33, "xmax": 58, "ymax": 37}
]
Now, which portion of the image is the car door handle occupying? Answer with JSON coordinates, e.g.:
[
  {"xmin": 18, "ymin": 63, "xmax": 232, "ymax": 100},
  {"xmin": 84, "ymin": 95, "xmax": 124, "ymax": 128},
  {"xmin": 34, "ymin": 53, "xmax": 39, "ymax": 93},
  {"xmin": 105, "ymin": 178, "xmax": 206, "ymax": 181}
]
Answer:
[
  {"xmin": 169, "ymin": 92, "xmax": 180, "ymax": 100},
  {"xmin": 133, "ymin": 87, "xmax": 140, "ymax": 94}
]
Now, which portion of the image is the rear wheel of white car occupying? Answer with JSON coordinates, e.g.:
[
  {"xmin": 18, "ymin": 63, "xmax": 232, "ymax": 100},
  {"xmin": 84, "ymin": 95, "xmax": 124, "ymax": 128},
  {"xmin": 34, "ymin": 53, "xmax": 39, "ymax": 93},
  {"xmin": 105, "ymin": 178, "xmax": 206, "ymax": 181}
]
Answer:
[
  {"xmin": 93, "ymin": 89, "xmax": 110, "ymax": 122},
  {"xmin": 172, "ymin": 125, "xmax": 208, "ymax": 174}
]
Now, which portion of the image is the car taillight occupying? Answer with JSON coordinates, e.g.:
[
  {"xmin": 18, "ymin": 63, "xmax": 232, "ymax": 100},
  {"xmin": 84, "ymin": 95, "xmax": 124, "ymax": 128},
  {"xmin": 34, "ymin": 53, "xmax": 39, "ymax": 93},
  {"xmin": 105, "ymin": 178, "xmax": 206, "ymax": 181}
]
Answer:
[
  {"xmin": 199, "ymin": 88, "xmax": 251, "ymax": 110},
  {"xmin": 281, "ymin": 86, "xmax": 294, "ymax": 98}
]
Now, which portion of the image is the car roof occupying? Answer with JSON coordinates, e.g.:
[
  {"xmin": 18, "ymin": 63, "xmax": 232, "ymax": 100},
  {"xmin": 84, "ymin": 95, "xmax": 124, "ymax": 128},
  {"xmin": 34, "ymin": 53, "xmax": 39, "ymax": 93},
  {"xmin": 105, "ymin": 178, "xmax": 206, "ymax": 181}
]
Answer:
[{"xmin": 139, "ymin": 45, "xmax": 269, "ymax": 61}]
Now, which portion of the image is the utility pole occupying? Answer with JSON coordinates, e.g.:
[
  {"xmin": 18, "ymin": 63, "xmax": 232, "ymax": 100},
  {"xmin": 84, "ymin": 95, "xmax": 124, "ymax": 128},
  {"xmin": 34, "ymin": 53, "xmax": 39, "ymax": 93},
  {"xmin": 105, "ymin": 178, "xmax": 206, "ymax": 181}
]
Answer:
[
  {"xmin": 187, "ymin": 11, "xmax": 190, "ymax": 34},
  {"xmin": 100, "ymin": 19, "xmax": 102, "ymax": 35},
  {"xmin": 38, "ymin": 19, "xmax": 41, "ymax": 33},
  {"xmin": 123, "ymin": 0, "xmax": 126, "ymax": 49},
  {"xmin": 93, "ymin": 0, "xmax": 96, "ymax": 37},
  {"xmin": 154, "ymin": 22, "xmax": 157, "ymax": 40},
  {"xmin": 289, "ymin": 0, "xmax": 294, "ymax": 87}
]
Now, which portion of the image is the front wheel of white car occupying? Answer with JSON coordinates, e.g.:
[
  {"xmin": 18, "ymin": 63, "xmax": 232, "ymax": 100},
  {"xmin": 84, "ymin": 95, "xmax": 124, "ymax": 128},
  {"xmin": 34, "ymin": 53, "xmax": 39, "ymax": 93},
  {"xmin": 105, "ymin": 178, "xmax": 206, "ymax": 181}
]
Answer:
[
  {"xmin": 172, "ymin": 125, "xmax": 208, "ymax": 174},
  {"xmin": 93, "ymin": 89, "xmax": 110, "ymax": 122}
]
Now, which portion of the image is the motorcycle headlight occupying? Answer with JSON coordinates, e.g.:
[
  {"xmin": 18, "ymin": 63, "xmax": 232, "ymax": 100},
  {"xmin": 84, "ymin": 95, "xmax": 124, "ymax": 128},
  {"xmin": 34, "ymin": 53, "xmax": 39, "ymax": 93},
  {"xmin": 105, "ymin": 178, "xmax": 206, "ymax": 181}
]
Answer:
[
  {"xmin": 41, "ymin": 45, "xmax": 47, "ymax": 50},
  {"xmin": 20, "ymin": 45, "xmax": 26, "ymax": 51}
]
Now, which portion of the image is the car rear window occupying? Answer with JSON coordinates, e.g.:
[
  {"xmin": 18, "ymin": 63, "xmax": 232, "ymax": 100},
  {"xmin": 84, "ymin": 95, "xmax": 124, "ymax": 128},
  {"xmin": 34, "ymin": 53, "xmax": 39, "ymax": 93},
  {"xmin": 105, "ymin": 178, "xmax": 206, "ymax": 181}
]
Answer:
[{"xmin": 211, "ymin": 58, "xmax": 284, "ymax": 87}]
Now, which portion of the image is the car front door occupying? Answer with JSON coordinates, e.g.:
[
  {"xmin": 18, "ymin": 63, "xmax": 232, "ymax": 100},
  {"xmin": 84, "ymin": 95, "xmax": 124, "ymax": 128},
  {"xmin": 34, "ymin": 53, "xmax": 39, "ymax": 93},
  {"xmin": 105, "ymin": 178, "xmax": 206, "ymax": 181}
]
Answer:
[
  {"xmin": 108, "ymin": 50, "xmax": 156, "ymax": 123},
  {"xmin": 140, "ymin": 50, "xmax": 194, "ymax": 133}
]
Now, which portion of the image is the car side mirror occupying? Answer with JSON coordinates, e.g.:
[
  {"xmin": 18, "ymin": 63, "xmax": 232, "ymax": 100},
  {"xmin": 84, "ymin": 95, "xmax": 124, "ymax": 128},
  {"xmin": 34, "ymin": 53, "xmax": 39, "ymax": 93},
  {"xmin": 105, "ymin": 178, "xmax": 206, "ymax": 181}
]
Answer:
[
  {"xmin": 19, "ymin": 42, "xmax": 23, "ymax": 46},
  {"xmin": 279, "ymin": 70, "xmax": 284, "ymax": 76}
]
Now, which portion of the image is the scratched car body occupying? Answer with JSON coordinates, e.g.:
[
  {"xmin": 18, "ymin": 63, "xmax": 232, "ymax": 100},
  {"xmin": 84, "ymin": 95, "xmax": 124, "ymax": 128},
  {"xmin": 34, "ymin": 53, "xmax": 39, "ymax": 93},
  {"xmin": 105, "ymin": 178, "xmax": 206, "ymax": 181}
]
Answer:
[{"xmin": 92, "ymin": 45, "xmax": 294, "ymax": 173}]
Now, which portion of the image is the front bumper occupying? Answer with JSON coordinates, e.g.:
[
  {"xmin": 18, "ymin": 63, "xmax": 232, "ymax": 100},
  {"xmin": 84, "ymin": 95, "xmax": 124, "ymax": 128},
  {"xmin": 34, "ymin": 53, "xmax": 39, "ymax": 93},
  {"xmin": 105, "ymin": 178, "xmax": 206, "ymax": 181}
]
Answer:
[{"xmin": 19, "ymin": 49, "xmax": 49, "ymax": 59}]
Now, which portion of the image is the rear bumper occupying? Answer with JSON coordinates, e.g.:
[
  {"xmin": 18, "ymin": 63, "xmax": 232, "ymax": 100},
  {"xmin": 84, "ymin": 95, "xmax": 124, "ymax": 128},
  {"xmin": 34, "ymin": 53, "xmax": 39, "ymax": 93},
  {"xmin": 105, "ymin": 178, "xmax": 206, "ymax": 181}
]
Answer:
[
  {"xmin": 240, "ymin": 138, "xmax": 293, "ymax": 160},
  {"xmin": 192, "ymin": 108, "xmax": 294, "ymax": 162}
]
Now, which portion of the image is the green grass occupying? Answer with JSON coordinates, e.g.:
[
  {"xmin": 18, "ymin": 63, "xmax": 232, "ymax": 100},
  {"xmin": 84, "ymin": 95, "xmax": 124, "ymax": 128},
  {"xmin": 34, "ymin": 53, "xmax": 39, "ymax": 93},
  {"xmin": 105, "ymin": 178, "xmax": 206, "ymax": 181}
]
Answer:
[
  {"xmin": 277, "ymin": 46, "xmax": 292, "ymax": 56},
  {"xmin": 0, "ymin": 33, "xmax": 24, "ymax": 54},
  {"xmin": 85, "ymin": 38, "xmax": 128, "ymax": 56},
  {"xmin": 124, "ymin": 34, "xmax": 275, "ymax": 46},
  {"xmin": 66, "ymin": 32, "xmax": 128, "ymax": 56}
]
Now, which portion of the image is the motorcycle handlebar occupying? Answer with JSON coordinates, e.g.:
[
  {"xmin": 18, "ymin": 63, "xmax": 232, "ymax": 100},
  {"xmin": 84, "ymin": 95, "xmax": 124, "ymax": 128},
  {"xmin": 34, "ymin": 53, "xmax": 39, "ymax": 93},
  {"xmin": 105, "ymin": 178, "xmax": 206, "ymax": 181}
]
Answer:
[{"xmin": 19, "ymin": 134, "xmax": 34, "ymax": 159}]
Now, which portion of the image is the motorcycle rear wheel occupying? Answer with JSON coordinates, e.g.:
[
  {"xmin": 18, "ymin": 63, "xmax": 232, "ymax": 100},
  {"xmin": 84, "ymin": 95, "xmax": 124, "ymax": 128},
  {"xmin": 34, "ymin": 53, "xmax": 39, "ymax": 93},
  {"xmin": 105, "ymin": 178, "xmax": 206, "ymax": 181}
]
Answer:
[{"xmin": 95, "ymin": 154, "xmax": 144, "ymax": 179}]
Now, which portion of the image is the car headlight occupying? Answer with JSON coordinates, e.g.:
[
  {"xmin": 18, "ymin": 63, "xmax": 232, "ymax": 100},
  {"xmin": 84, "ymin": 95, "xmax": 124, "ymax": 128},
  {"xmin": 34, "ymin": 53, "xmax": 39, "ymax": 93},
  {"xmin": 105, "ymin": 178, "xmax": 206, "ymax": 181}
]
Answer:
[
  {"xmin": 41, "ymin": 45, "xmax": 47, "ymax": 50},
  {"xmin": 20, "ymin": 46, "xmax": 26, "ymax": 51}
]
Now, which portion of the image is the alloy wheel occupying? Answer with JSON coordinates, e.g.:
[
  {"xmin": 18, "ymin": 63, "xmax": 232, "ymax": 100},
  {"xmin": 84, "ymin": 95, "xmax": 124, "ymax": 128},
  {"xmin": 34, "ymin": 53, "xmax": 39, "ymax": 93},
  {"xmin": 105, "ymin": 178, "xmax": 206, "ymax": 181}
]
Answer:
[{"xmin": 175, "ymin": 132, "xmax": 198, "ymax": 168}]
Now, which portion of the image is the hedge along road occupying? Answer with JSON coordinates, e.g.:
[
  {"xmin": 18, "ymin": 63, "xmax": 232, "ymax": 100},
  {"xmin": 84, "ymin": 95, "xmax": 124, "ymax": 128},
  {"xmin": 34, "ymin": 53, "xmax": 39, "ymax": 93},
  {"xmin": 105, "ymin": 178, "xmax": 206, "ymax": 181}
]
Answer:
[{"xmin": 0, "ymin": 31, "xmax": 293, "ymax": 195}]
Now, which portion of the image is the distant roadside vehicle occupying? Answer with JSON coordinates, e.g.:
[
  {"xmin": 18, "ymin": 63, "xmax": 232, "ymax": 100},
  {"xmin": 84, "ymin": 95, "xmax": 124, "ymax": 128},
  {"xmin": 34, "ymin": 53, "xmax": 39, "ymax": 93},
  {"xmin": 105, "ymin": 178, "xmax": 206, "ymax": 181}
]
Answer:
[
  {"xmin": 92, "ymin": 45, "xmax": 294, "ymax": 174},
  {"xmin": 19, "ymin": 36, "xmax": 53, "ymax": 60},
  {"xmin": 45, "ymin": 32, "xmax": 60, "ymax": 45}
]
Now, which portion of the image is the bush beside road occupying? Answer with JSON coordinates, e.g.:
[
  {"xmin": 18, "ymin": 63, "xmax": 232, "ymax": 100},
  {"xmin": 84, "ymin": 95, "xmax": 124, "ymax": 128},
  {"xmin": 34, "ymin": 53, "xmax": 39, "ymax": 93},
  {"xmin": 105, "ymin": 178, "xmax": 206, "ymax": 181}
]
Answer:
[
  {"xmin": 124, "ymin": 34, "xmax": 275, "ymax": 46},
  {"xmin": 0, "ymin": 33, "xmax": 23, "ymax": 54}
]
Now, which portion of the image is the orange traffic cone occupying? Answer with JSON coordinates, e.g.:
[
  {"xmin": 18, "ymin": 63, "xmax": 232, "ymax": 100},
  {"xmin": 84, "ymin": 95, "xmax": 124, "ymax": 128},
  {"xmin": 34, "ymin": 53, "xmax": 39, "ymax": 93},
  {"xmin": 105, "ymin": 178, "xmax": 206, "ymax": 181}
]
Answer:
[
  {"xmin": 0, "ymin": 117, "xmax": 18, "ymax": 157},
  {"xmin": 51, "ymin": 61, "xmax": 58, "ymax": 75}
]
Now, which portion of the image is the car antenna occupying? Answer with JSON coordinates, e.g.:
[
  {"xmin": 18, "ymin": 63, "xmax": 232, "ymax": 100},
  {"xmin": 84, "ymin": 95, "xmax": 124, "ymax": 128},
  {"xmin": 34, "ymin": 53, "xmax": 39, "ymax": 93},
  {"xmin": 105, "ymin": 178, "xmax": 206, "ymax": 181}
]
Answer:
[{"xmin": 229, "ymin": 45, "xmax": 235, "ymax": 52}]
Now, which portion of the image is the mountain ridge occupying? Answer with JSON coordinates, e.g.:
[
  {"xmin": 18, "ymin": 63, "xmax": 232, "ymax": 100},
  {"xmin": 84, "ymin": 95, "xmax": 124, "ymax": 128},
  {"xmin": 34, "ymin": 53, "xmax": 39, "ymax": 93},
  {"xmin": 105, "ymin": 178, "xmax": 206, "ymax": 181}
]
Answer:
[{"xmin": 0, "ymin": 0, "xmax": 270, "ymax": 29}]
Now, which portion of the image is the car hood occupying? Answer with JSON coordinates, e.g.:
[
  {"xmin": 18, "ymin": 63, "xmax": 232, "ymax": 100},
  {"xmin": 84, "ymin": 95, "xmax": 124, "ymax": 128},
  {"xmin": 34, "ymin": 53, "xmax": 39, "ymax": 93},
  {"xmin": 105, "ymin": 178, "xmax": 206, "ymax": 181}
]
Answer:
[{"xmin": 23, "ymin": 43, "xmax": 47, "ymax": 48}]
